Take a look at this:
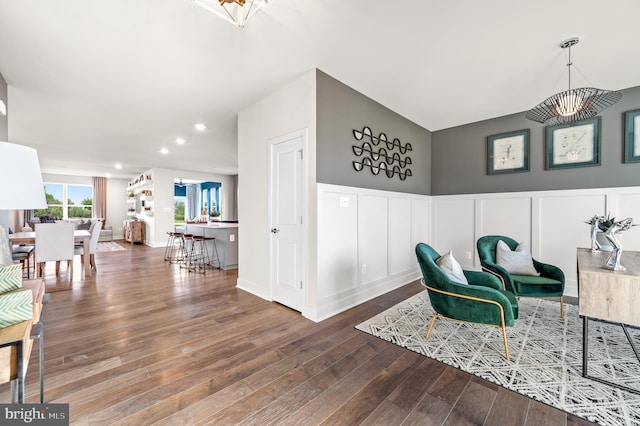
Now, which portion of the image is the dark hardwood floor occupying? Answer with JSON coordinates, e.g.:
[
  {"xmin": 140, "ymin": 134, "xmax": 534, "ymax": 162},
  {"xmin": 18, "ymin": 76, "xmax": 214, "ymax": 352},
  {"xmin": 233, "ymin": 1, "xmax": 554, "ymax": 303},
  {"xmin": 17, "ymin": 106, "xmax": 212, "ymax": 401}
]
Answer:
[{"xmin": 0, "ymin": 243, "xmax": 595, "ymax": 425}]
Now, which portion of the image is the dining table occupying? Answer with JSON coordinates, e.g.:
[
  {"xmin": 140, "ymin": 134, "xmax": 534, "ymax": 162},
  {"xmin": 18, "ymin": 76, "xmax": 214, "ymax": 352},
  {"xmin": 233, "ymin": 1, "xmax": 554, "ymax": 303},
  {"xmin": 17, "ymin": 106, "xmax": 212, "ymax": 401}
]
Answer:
[{"xmin": 9, "ymin": 230, "xmax": 92, "ymax": 279}]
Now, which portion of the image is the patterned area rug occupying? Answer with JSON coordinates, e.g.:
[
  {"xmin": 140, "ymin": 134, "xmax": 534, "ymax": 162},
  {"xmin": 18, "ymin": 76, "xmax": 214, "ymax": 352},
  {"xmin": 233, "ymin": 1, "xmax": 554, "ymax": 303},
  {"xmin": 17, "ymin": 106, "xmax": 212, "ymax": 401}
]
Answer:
[
  {"xmin": 96, "ymin": 241, "xmax": 127, "ymax": 252},
  {"xmin": 356, "ymin": 292, "xmax": 640, "ymax": 426}
]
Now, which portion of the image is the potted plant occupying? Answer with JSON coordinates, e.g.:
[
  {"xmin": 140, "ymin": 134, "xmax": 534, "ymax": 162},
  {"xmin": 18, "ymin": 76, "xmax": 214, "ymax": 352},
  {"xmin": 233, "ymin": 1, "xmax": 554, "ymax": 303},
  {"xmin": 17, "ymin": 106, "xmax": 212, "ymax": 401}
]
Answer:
[{"xmin": 210, "ymin": 208, "xmax": 221, "ymax": 221}]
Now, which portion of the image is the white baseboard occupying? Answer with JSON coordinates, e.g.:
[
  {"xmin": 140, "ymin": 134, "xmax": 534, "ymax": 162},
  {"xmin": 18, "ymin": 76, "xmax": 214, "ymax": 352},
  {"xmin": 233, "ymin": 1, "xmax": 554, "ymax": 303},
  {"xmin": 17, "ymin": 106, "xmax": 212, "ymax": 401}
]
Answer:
[
  {"xmin": 236, "ymin": 278, "xmax": 272, "ymax": 301},
  {"xmin": 308, "ymin": 270, "xmax": 421, "ymax": 322}
]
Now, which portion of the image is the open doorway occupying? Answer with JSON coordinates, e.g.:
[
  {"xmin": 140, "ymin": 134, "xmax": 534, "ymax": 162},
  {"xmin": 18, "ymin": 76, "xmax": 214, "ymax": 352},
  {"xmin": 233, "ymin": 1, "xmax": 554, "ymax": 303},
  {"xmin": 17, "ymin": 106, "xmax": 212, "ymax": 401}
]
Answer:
[{"xmin": 173, "ymin": 179, "xmax": 223, "ymax": 226}]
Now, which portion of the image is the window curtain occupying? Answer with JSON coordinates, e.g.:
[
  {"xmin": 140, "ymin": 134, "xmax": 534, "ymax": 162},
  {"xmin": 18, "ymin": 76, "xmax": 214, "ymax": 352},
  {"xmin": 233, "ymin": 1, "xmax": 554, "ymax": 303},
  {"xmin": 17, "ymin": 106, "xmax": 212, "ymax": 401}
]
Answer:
[
  {"xmin": 93, "ymin": 176, "xmax": 107, "ymax": 222},
  {"xmin": 23, "ymin": 210, "xmax": 32, "ymax": 227},
  {"xmin": 186, "ymin": 184, "xmax": 198, "ymax": 220}
]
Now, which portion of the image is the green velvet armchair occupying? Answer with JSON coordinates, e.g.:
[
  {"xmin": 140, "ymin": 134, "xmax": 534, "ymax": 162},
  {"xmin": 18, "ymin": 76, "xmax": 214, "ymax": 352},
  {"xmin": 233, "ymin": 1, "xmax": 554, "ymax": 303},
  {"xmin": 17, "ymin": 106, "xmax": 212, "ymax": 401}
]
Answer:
[
  {"xmin": 415, "ymin": 243, "xmax": 518, "ymax": 360},
  {"xmin": 476, "ymin": 235, "xmax": 565, "ymax": 317}
]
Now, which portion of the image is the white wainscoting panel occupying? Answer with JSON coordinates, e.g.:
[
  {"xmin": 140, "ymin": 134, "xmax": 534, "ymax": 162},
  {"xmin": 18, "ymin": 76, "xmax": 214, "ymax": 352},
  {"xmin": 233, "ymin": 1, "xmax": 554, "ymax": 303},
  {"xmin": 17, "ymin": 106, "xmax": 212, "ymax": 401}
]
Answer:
[
  {"xmin": 389, "ymin": 197, "xmax": 412, "ymax": 275},
  {"xmin": 432, "ymin": 198, "xmax": 475, "ymax": 269},
  {"xmin": 316, "ymin": 185, "xmax": 638, "ymax": 320},
  {"xmin": 431, "ymin": 187, "xmax": 640, "ymax": 299},
  {"xmin": 315, "ymin": 184, "xmax": 429, "ymax": 321},
  {"xmin": 615, "ymin": 193, "xmax": 640, "ymax": 251},
  {"xmin": 411, "ymin": 199, "xmax": 430, "ymax": 254},
  {"xmin": 358, "ymin": 195, "xmax": 389, "ymax": 284},
  {"xmin": 317, "ymin": 190, "xmax": 358, "ymax": 299},
  {"xmin": 538, "ymin": 194, "xmax": 606, "ymax": 296},
  {"xmin": 479, "ymin": 197, "xmax": 532, "ymax": 247}
]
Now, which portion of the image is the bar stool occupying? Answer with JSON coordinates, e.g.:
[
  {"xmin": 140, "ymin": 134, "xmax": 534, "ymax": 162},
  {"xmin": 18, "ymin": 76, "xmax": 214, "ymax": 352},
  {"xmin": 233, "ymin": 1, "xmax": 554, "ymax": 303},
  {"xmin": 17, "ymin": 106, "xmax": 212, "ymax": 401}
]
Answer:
[
  {"xmin": 164, "ymin": 231, "xmax": 185, "ymax": 264},
  {"xmin": 179, "ymin": 233, "xmax": 194, "ymax": 270},
  {"xmin": 187, "ymin": 235, "xmax": 220, "ymax": 274}
]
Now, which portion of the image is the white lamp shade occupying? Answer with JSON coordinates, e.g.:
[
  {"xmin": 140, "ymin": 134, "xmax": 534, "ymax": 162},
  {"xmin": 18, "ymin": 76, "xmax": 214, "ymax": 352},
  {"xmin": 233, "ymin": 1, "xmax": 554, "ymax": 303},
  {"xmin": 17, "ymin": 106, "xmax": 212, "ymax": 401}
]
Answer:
[{"xmin": 0, "ymin": 141, "xmax": 47, "ymax": 209}]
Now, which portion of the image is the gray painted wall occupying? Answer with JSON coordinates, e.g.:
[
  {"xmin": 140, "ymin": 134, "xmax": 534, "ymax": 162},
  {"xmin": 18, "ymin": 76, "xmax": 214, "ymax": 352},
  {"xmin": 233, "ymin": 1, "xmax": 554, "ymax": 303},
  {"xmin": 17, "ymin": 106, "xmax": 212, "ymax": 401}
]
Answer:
[
  {"xmin": 432, "ymin": 85, "xmax": 640, "ymax": 195},
  {"xmin": 0, "ymin": 72, "xmax": 7, "ymax": 141},
  {"xmin": 316, "ymin": 70, "xmax": 432, "ymax": 195}
]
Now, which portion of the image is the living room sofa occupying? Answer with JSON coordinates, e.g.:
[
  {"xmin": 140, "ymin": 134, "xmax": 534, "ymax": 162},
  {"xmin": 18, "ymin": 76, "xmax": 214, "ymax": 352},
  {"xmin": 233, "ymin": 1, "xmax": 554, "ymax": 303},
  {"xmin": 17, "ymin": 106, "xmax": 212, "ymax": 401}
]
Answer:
[{"xmin": 27, "ymin": 218, "xmax": 113, "ymax": 242}]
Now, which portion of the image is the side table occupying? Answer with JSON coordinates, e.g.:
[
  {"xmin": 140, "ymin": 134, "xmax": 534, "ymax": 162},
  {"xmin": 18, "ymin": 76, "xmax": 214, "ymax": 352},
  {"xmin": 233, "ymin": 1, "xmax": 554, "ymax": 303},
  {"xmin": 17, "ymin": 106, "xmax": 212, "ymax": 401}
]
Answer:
[
  {"xmin": 577, "ymin": 248, "xmax": 640, "ymax": 395},
  {"xmin": 0, "ymin": 279, "xmax": 46, "ymax": 403}
]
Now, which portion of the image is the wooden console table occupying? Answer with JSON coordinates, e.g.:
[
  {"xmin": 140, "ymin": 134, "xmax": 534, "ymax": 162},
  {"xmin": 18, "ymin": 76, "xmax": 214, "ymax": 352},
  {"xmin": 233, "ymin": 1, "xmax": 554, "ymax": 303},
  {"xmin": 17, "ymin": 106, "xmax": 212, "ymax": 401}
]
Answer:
[
  {"xmin": 577, "ymin": 248, "xmax": 640, "ymax": 394},
  {"xmin": 124, "ymin": 220, "xmax": 145, "ymax": 244},
  {"xmin": 0, "ymin": 279, "xmax": 46, "ymax": 403}
]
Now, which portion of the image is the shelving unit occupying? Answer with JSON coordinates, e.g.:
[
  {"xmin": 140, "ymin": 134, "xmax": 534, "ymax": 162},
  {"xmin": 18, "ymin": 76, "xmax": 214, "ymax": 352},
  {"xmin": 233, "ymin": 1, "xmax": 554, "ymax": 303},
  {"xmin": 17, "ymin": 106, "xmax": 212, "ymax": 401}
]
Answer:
[
  {"xmin": 139, "ymin": 195, "xmax": 154, "ymax": 217},
  {"xmin": 125, "ymin": 173, "xmax": 154, "ymax": 221}
]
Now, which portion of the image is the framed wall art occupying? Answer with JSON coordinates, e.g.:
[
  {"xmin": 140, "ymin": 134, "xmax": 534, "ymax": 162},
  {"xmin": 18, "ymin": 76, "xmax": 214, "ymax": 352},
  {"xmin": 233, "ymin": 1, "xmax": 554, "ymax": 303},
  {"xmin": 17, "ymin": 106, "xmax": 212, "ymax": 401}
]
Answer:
[
  {"xmin": 545, "ymin": 117, "xmax": 600, "ymax": 169},
  {"xmin": 486, "ymin": 129, "xmax": 530, "ymax": 175},
  {"xmin": 624, "ymin": 109, "xmax": 640, "ymax": 163}
]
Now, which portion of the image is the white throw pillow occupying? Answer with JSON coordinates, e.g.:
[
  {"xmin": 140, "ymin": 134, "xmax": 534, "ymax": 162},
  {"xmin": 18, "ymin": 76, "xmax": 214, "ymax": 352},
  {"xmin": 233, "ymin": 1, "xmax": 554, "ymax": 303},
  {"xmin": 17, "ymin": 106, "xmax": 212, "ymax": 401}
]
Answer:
[
  {"xmin": 496, "ymin": 240, "xmax": 539, "ymax": 276},
  {"xmin": 436, "ymin": 251, "xmax": 468, "ymax": 284}
]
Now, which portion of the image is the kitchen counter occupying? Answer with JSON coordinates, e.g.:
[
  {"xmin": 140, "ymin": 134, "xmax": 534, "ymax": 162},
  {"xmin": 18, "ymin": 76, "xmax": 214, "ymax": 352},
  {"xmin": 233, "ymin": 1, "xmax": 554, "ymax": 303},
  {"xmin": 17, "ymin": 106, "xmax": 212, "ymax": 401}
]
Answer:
[{"xmin": 184, "ymin": 223, "xmax": 238, "ymax": 270}]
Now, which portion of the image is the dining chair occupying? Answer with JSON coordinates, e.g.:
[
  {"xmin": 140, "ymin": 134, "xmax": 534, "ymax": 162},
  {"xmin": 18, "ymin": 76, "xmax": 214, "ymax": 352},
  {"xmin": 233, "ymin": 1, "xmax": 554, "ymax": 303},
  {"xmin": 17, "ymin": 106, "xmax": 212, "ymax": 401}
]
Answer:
[
  {"xmin": 12, "ymin": 244, "xmax": 35, "ymax": 279},
  {"xmin": 0, "ymin": 225, "xmax": 13, "ymax": 265},
  {"xmin": 75, "ymin": 221, "xmax": 102, "ymax": 272},
  {"xmin": 35, "ymin": 222, "xmax": 75, "ymax": 280}
]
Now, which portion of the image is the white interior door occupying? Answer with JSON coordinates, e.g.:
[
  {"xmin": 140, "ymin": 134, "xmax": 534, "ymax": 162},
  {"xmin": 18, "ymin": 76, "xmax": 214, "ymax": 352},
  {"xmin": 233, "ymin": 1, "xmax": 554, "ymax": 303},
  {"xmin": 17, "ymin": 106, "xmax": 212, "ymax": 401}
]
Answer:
[{"xmin": 270, "ymin": 131, "xmax": 304, "ymax": 312}]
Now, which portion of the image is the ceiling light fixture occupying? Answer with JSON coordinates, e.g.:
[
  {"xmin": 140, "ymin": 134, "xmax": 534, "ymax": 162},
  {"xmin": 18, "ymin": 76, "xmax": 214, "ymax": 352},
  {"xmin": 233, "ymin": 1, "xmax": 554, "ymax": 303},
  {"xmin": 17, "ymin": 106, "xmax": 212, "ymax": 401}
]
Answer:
[
  {"xmin": 192, "ymin": 0, "xmax": 268, "ymax": 28},
  {"xmin": 526, "ymin": 37, "xmax": 622, "ymax": 125},
  {"xmin": 115, "ymin": 163, "xmax": 123, "ymax": 169},
  {"xmin": 176, "ymin": 138, "xmax": 186, "ymax": 145},
  {"xmin": 160, "ymin": 148, "xmax": 169, "ymax": 155},
  {"xmin": 195, "ymin": 123, "xmax": 207, "ymax": 131}
]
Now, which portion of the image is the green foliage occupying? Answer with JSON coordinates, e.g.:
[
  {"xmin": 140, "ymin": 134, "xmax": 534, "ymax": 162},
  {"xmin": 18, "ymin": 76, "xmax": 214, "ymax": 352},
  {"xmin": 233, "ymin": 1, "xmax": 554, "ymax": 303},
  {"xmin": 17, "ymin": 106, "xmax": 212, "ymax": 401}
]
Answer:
[
  {"xmin": 44, "ymin": 190, "xmax": 61, "ymax": 205},
  {"xmin": 174, "ymin": 201, "xmax": 185, "ymax": 221},
  {"xmin": 35, "ymin": 206, "xmax": 62, "ymax": 219},
  {"xmin": 598, "ymin": 214, "xmax": 615, "ymax": 232},
  {"xmin": 68, "ymin": 206, "xmax": 92, "ymax": 218}
]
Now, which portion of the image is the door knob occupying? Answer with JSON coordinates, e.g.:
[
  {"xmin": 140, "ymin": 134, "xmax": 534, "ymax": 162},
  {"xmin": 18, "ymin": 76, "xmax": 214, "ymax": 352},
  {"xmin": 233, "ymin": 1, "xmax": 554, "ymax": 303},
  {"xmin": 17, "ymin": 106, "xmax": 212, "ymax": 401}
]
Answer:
[{"xmin": 271, "ymin": 228, "xmax": 279, "ymax": 234}]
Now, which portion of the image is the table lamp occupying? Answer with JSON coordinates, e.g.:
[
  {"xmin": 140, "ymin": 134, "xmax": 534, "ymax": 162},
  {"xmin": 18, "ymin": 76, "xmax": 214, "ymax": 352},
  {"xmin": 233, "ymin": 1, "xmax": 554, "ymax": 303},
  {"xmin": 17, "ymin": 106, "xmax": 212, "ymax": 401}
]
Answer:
[{"xmin": 0, "ymin": 141, "xmax": 47, "ymax": 265}]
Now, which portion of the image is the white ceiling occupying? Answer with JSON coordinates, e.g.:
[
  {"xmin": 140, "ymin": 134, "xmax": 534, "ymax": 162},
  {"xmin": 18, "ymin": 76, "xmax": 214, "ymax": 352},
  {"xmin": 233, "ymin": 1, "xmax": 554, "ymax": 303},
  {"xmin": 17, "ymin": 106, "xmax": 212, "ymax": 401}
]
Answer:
[{"xmin": 1, "ymin": 0, "xmax": 639, "ymax": 179}]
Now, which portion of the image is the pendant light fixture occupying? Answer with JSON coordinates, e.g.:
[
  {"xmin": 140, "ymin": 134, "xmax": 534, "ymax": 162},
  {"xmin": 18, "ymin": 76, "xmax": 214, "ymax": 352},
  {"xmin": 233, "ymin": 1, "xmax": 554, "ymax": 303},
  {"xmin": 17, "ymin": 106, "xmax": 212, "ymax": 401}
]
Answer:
[
  {"xmin": 526, "ymin": 37, "xmax": 622, "ymax": 125},
  {"xmin": 192, "ymin": 0, "xmax": 268, "ymax": 28}
]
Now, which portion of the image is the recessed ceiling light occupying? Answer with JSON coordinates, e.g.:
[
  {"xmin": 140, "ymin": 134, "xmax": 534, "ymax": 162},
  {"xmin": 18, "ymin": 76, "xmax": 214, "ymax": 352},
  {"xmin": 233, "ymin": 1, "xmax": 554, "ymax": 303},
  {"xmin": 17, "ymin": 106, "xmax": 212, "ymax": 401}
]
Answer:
[
  {"xmin": 160, "ymin": 148, "xmax": 169, "ymax": 154},
  {"xmin": 105, "ymin": 173, "xmax": 111, "ymax": 178},
  {"xmin": 195, "ymin": 123, "xmax": 206, "ymax": 131},
  {"xmin": 115, "ymin": 163, "xmax": 122, "ymax": 169},
  {"xmin": 176, "ymin": 138, "xmax": 186, "ymax": 145}
]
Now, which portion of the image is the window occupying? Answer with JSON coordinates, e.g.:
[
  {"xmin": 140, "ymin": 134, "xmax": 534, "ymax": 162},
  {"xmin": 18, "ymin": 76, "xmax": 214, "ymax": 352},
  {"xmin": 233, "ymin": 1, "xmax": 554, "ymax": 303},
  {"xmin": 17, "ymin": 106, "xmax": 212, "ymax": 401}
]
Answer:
[
  {"xmin": 201, "ymin": 182, "xmax": 221, "ymax": 217},
  {"xmin": 174, "ymin": 197, "xmax": 186, "ymax": 225},
  {"xmin": 35, "ymin": 183, "xmax": 93, "ymax": 219}
]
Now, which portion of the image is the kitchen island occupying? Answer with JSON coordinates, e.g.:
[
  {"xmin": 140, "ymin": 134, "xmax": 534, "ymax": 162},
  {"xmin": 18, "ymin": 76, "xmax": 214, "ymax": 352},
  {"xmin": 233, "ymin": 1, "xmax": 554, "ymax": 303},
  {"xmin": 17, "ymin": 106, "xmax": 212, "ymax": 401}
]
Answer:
[{"xmin": 184, "ymin": 222, "xmax": 238, "ymax": 270}]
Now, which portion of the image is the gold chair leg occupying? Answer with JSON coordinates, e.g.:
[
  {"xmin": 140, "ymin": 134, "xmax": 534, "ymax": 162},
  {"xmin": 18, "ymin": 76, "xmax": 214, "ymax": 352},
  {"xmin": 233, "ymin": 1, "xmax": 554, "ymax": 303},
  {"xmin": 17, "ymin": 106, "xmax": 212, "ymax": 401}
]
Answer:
[
  {"xmin": 501, "ymin": 325, "xmax": 510, "ymax": 361},
  {"xmin": 426, "ymin": 314, "xmax": 439, "ymax": 339},
  {"xmin": 560, "ymin": 296, "xmax": 564, "ymax": 319}
]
